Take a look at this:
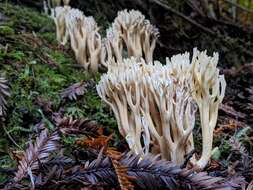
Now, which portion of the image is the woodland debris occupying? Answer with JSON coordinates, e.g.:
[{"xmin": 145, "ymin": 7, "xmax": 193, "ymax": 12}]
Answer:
[{"xmin": 60, "ymin": 81, "xmax": 87, "ymax": 101}]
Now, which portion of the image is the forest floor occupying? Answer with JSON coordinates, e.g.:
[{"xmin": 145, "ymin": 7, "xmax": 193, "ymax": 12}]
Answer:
[
  {"xmin": 0, "ymin": 1, "xmax": 119, "ymax": 183},
  {"xmin": 0, "ymin": 1, "xmax": 252, "ymax": 190}
]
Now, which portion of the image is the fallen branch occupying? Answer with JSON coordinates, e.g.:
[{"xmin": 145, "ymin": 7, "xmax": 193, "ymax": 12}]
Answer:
[
  {"xmin": 223, "ymin": 0, "xmax": 253, "ymax": 14},
  {"xmin": 149, "ymin": 0, "xmax": 216, "ymax": 36},
  {"xmin": 222, "ymin": 63, "xmax": 253, "ymax": 77}
]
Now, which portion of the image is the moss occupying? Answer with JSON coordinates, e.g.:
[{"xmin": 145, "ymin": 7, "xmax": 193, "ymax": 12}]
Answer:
[
  {"xmin": 38, "ymin": 32, "xmax": 57, "ymax": 44},
  {"xmin": 0, "ymin": 1, "xmax": 115, "ymax": 154},
  {"xmin": 6, "ymin": 50, "xmax": 26, "ymax": 61},
  {"xmin": 0, "ymin": 2, "xmax": 118, "ymax": 184},
  {"xmin": 0, "ymin": 25, "xmax": 15, "ymax": 36},
  {"xmin": 0, "ymin": 3, "xmax": 54, "ymax": 33}
]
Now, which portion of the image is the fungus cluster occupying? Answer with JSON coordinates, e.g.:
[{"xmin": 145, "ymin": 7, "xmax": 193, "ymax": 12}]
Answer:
[
  {"xmin": 97, "ymin": 60, "xmax": 147, "ymax": 155},
  {"xmin": 102, "ymin": 10, "xmax": 159, "ymax": 66},
  {"xmin": 50, "ymin": 6, "xmax": 70, "ymax": 45},
  {"xmin": 50, "ymin": 7, "xmax": 103, "ymax": 72},
  {"xmin": 190, "ymin": 49, "xmax": 226, "ymax": 169},
  {"xmin": 48, "ymin": 5, "xmax": 226, "ymax": 169},
  {"xmin": 97, "ymin": 57, "xmax": 196, "ymax": 163},
  {"xmin": 44, "ymin": 0, "xmax": 71, "ymax": 15},
  {"xmin": 97, "ymin": 49, "xmax": 226, "ymax": 169},
  {"xmin": 50, "ymin": 7, "xmax": 159, "ymax": 72},
  {"xmin": 65, "ymin": 9, "xmax": 102, "ymax": 71}
]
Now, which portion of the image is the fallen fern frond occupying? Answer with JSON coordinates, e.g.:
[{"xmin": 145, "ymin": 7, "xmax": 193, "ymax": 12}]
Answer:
[{"xmin": 14, "ymin": 129, "xmax": 60, "ymax": 185}]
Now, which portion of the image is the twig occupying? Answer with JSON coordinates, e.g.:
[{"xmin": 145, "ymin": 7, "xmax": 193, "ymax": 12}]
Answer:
[
  {"xmin": 213, "ymin": 18, "xmax": 253, "ymax": 32},
  {"xmin": 223, "ymin": 0, "xmax": 253, "ymax": 14},
  {"xmin": 15, "ymin": 0, "xmax": 43, "ymax": 9},
  {"xmin": 181, "ymin": 149, "xmax": 196, "ymax": 168},
  {"xmin": 65, "ymin": 64, "xmax": 85, "ymax": 68},
  {"xmin": 0, "ymin": 167, "xmax": 16, "ymax": 175},
  {"xmin": 149, "ymin": 0, "xmax": 216, "ymax": 36},
  {"xmin": 149, "ymin": 0, "xmax": 253, "ymax": 57},
  {"xmin": 186, "ymin": 0, "xmax": 205, "ymax": 17},
  {"xmin": 0, "ymin": 121, "xmax": 21, "ymax": 149},
  {"xmin": 222, "ymin": 63, "xmax": 253, "ymax": 76}
]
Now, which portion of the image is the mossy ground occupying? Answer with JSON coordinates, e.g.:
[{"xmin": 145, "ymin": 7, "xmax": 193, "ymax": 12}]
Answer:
[{"xmin": 0, "ymin": 2, "xmax": 116, "ymax": 183}]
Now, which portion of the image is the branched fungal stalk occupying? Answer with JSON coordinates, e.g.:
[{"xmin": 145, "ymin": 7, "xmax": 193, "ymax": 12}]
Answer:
[
  {"xmin": 51, "ymin": 6, "xmax": 70, "ymax": 45},
  {"xmin": 101, "ymin": 27, "xmax": 124, "ymax": 66},
  {"xmin": 44, "ymin": 0, "xmax": 71, "ymax": 15},
  {"xmin": 65, "ymin": 9, "xmax": 102, "ymax": 72},
  {"xmin": 97, "ymin": 60, "xmax": 146, "ymax": 155},
  {"xmin": 97, "ymin": 49, "xmax": 226, "ymax": 168},
  {"xmin": 102, "ymin": 9, "xmax": 159, "ymax": 67},
  {"xmin": 190, "ymin": 48, "xmax": 226, "ymax": 169},
  {"xmin": 97, "ymin": 58, "xmax": 196, "ymax": 163}
]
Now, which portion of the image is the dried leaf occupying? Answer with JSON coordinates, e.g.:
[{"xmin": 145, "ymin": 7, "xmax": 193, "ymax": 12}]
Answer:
[
  {"xmin": 111, "ymin": 158, "xmax": 135, "ymax": 190},
  {"xmin": 60, "ymin": 81, "xmax": 87, "ymax": 101},
  {"xmin": 223, "ymin": 64, "xmax": 253, "ymax": 77},
  {"xmin": 215, "ymin": 120, "xmax": 243, "ymax": 136},
  {"xmin": 54, "ymin": 115, "xmax": 102, "ymax": 137},
  {"xmin": 0, "ymin": 77, "xmax": 10, "ymax": 117},
  {"xmin": 8, "ymin": 149, "xmax": 245, "ymax": 190},
  {"xmin": 226, "ymin": 135, "xmax": 253, "ymax": 182},
  {"xmin": 229, "ymin": 137, "xmax": 248, "ymax": 156},
  {"xmin": 243, "ymin": 180, "xmax": 253, "ymax": 190},
  {"xmin": 10, "ymin": 150, "xmax": 25, "ymax": 164},
  {"xmin": 76, "ymin": 134, "xmax": 113, "ymax": 149},
  {"xmin": 81, "ymin": 185, "xmax": 105, "ymax": 190},
  {"xmin": 14, "ymin": 129, "xmax": 60, "ymax": 183},
  {"xmin": 65, "ymin": 153, "xmax": 244, "ymax": 189},
  {"xmin": 219, "ymin": 103, "xmax": 246, "ymax": 119}
]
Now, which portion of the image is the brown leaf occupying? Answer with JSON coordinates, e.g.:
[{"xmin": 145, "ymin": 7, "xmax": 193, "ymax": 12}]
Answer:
[
  {"xmin": 215, "ymin": 119, "xmax": 244, "ymax": 136},
  {"xmin": 219, "ymin": 103, "xmax": 246, "ymax": 119},
  {"xmin": 111, "ymin": 158, "xmax": 135, "ymax": 190},
  {"xmin": 60, "ymin": 81, "xmax": 87, "ymax": 101},
  {"xmin": 79, "ymin": 152, "xmax": 244, "ymax": 190},
  {"xmin": 243, "ymin": 180, "xmax": 253, "ymax": 190},
  {"xmin": 10, "ymin": 150, "xmax": 25, "ymax": 163},
  {"xmin": 14, "ymin": 129, "xmax": 60, "ymax": 184},
  {"xmin": 35, "ymin": 97, "xmax": 53, "ymax": 113},
  {"xmin": 207, "ymin": 160, "xmax": 221, "ymax": 171},
  {"xmin": 18, "ymin": 33, "xmax": 43, "ymax": 48},
  {"xmin": 222, "ymin": 63, "xmax": 253, "ymax": 77},
  {"xmin": 76, "ymin": 134, "xmax": 113, "ymax": 150},
  {"xmin": 0, "ymin": 77, "xmax": 10, "ymax": 117},
  {"xmin": 54, "ymin": 115, "xmax": 102, "ymax": 137}
]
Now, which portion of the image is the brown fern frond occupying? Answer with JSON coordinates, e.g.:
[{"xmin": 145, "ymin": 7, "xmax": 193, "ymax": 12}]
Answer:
[
  {"xmin": 54, "ymin": 115, "xmax": 102, "ymax": 137},
  {"xmin": 8, "ymin": 150, "xmax": 245, "ymax": 190},
  {"xmin": 80, "ymin": 185, "xmax": 105, "ymax": 190},
  {"xmin": 121, "ymin": 153, "xmax": 243, "ymax": 190},
  {"xmin": 243, "ymin": 180, "xmax": 253, "ymax": 190},
  {"xmin": 218, "ymin": 135, "xmax": 253, "ymax": 183},
  {"xmin": 179, "ymin": 169, "xmax": 244, "ymax": 190},
  {"xmin": 215, "ymin": 119, "xmax": 244, "ymax": 136},
  {"xmin": 41, "ymin": 152, "xmax": 244, "ymax": 190},
  {"xmin": 229, "ymin": 137, "xmax": 248, "ymax": 156},
  {"xmin": 76, "ymin": 134, "xmax": 113, "ymax": 149},
  {"xmin": 60, "ymin": 81, "xmax": 87, "ymax": 101},
  {"xmin": 10, "ymin": 150, "xmax": 25, "ymax": 164},
  {"xmin": 106, "ymin": 148, "xmax": 123, "ymax": 160},
  {"xmin": 111, "ymin": 158, "xmax": 135, "ymax": 190},
  {"xmin": 14, "ymin": 129, "xmax": 60, "ymax": 183},
  {"xmin": 0, "ymin": 77, "xmax": 10, "ymax": 117},
  {"xmin": 219, "ymin": 103, "xmax": 246, "ymax": 119}
]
